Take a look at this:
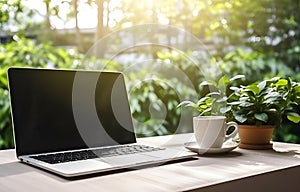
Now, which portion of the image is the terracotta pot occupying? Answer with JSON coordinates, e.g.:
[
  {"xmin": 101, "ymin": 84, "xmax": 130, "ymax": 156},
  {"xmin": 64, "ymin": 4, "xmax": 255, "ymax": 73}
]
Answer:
[{"xmin": 238, "ymin": 125, "xmax": 275, "ymax": 150}]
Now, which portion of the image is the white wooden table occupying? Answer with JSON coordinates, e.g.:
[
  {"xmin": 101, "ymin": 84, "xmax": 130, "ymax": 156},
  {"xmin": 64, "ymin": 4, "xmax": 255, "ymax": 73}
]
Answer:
[{"xmin": 1, "ymin": 133, "xmax": 300, "ymax": 192}]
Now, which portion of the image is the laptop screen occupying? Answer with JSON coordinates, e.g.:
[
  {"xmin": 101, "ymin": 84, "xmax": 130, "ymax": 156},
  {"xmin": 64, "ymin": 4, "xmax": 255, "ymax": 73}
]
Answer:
[{"xmin": 8, "ymin": 68, "xmax": 136, "ymax": 156}]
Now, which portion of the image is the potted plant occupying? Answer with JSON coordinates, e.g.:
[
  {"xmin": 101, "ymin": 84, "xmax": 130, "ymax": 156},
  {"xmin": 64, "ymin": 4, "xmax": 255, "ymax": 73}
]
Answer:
[
  {"xmin": 226, "ymin": 77, "xmax": 300, "ymax": 149},
  {"xmin": 178, "ymin": 75, "xmax": 243, "ymax": 116},
  {"xmin": 179, "ymin": 75, "xmax": 300, "ymax": 150}
]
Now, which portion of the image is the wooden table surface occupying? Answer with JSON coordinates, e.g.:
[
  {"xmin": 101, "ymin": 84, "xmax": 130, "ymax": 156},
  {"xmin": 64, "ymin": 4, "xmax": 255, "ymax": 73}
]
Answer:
[{"xmin": 1, "ymin": 133, "xmax": 300, "ymax": 192}]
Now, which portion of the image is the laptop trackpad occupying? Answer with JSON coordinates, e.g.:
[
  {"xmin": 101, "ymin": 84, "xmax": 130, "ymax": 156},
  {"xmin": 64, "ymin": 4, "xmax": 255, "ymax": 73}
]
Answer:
[{"xmin": 101, "ymin": 153, "xmax": 160, "ymax": 166}]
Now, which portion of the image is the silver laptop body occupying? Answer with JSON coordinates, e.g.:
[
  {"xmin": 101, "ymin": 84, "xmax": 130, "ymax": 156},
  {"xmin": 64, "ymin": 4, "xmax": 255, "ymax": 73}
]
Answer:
[{"xmin": 8, "ymin": 68, "xmax": 195, "ymax": 177}]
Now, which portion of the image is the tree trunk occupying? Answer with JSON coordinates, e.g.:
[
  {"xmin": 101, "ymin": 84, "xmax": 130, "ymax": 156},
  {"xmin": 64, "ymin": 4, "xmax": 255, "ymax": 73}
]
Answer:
[
  {"xmin": 44, "ymin": 0, "xmax": 52, "ymax": 29},
  {"xmin": 74, "ymin": 0, "xmax": 85, "ymax": 52},
  {"xmin": 96, "ymin": 0, "xmax": 105, "ymax": 41},
  {"xmin": 94, "ymin": 0, "xmax": 106, "ymax": 58}
]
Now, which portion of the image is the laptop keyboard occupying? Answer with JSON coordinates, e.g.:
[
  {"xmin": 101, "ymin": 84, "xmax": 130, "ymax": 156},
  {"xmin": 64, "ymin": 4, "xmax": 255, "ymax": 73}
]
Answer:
[{"xmin": 29, "ymin": 145, "xmax": 165, "ymax": 164}]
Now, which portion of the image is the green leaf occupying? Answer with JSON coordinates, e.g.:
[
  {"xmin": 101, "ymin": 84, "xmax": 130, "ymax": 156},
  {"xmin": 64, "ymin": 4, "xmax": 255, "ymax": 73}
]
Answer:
[
  {"xmin": 254, "ymin": 113, "xmax": 268, "ymax": 123},
  {"xmin": 199, "ymin": 108, "xmax": 212, "ymax": 116},
  {"xmin": 257, "ymin": 80, "xmax": 266, "ymax": 92},
  {"xmin": 234, "ymin": 113, "xmax": 247, "ymax": 123},
  {"xmin": 177, "ymin": 100, "xmax": 195, "ymax": 108},
  {"xmin": 294, "ymin": 85, "xmax": 300, "ymax": 93},
  {"xmin": 220, "ymin": 106, "xmax": 231, "ymax": 114},
  {"xmin": 207, "ymin": 92, "xmax": 221, "ymax": 97},
  {"xmin": 200, "ymin": 81, "xmax": 212, "ymax": 86},
  {"xmin": 200, "ymin": 80, "xmax": 214, "ymax": 87},
  {"xmin": 275, "ymin": 79, "xmax": 288, "ymax": 87},
  {"xmin": 239, "ymin": 102, "xmax": 254, "ymax": 107},
  {"xmin": 230, "ymin": 75, "xmax": 245, "ymax": 82},
  {"xmin": 199, "ymin": 96, "xmax": 209, "ymax": 102},
  {"xmin": 205, "ymin": 98, "xmax": 214, "ymax": 105},
  {"xmin": 268, "ymin": 77, "xmax": 280, "ymax": 82},
  {"xmin": 228, "ymin": 101, "xmax": 242, "ymax": 106},
  {"xmin": 287, "ymin": 112, "xmax": 300, "ymax": 123},
  {"xmin": 218, "ymin": 75, "xmax": 230, "ymax": 88},
  {"xmin": 230, "ymin": 86, "xmax": 239, "ymax": 91},
  {"xmin": 199, "ymin": 104, "xmax": 208, "ymax": 109},
  {"xmin": 216, "ymin": 96, "xmax": 227, "ymax": 103},
  {"xmin": 246, "ymin": 83, "xmax": 260, "ymax": 95},
  {"xmin": 263, "ymin": 92, "xmax": 281, "ymax": 104}
]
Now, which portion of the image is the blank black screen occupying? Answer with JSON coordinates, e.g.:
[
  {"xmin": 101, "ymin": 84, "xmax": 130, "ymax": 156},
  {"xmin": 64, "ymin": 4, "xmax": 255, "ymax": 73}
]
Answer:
[{"xmin": 8, "ymin": 68, "xmax": 136, "ymax": 156}]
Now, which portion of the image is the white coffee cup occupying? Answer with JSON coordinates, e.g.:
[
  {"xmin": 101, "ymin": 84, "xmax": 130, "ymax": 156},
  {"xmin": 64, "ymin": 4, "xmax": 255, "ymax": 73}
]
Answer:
[{"xmin": 193, "ymin": 116, "xmax": 238, "ymax": 149}]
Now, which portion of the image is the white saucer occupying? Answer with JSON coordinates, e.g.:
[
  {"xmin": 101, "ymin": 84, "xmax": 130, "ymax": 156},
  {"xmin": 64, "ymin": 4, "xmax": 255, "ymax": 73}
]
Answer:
[{"xmin": 184, "ymin": 141, "xmax": 239, "ymax": 155}]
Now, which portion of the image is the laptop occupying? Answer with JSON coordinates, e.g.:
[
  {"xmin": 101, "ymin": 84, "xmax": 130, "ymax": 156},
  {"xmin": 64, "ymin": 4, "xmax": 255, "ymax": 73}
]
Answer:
[{"xmin": 7, "ymin": 67, "xmax": 195, "ymax": 177}]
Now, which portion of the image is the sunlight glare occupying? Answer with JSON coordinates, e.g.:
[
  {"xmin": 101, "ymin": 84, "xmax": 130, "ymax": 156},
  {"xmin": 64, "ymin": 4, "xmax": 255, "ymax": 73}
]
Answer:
[
  {"xmin": 157, "ymin": 13, "xmax": 169, "ymax": 25},
  {"xmin": 192, "ymin": 10, "xmax": 199, "ymax": 17},
  {"xmin": 25, "ymin": 0, "xmax": 179, "ymax": 29},
  {"xmin": 77, "ymin": 3, "xmax": 97, "ymax": 28}
]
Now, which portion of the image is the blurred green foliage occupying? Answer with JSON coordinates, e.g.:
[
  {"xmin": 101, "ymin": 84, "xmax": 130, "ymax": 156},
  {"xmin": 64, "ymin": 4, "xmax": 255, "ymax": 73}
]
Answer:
[
  {"xmin": 218, "ymin": 49, "xmax": 295, "ymax": 84},
  {"xmin": 127, "ymin": 71, "xmax": 196, "ymax": 137},
  {"xmin": 129, "ymin": 76, "xmax": 179, "ymax": 137},
  {"xmin": 1, "ymin": 39, "xmax": 300, "ymax": 149},
  {"xmin": 0, "ymin": 38, "xmax": 84, "ymax": 149}
]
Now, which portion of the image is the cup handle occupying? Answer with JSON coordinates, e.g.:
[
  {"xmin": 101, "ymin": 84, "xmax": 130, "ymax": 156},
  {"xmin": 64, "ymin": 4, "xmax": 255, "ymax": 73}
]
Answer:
[{"xmin": 224, "ymin": 121, "xmax": 239, "ymax": 142}]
